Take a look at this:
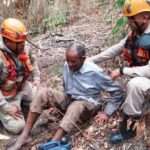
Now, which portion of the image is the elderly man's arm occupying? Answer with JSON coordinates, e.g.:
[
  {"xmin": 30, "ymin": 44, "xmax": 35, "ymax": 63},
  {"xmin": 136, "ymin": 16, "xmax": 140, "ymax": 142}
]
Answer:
[
  {"xmin": 95, "ymin": 70, "xmax": 124, "ymax": 124},
  {"xmin": 100, "ymin": 72, "xmax": 124, "ymax": 115}
]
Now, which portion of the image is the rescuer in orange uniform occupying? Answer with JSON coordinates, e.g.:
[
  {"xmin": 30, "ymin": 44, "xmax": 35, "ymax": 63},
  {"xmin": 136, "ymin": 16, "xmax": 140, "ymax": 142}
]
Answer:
[{"xmin": 0, "ymin": 18, "xmax": 40, "ymax": 134}]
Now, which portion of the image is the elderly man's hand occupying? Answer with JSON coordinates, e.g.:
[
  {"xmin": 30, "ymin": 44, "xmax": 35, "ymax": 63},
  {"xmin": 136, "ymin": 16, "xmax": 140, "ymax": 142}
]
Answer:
[
  {"xmin": 110, "ymin": 69, "xmax": 121, "ymax": 80},
  {"xmin": 95, "ymin": 112, "xmax": 108, "ymax": 125}
]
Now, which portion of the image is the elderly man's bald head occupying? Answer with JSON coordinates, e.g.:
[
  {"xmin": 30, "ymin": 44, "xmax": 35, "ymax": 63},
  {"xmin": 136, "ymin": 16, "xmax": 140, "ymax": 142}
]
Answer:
[
  {"xmin": 66, "ymin": 43, "xmax": 86, "ymax": 58},
  {"xmin": 66, "ymin": 43, "xmax": 86, "ymax": 72}
]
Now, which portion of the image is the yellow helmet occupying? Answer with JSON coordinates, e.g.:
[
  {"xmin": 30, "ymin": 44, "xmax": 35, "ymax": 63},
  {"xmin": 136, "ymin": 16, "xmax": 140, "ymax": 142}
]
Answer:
[
  {"xmin": 123, "ymin": 0, "xmax": 150, "ymax": 17},
  {"xmin": 1, "ymin": 18, "xmax": 27, "ymax": 42}
]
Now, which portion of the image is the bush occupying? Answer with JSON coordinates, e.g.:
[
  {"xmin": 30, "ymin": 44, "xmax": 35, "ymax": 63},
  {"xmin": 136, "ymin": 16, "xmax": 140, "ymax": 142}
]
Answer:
[
  {"xmin": 43, "ymin": 11, "xmax": 67, "ymax": 31},
  {"xmin": 112, "ymin": 0, "xmax": 127, "ymax": 34}
]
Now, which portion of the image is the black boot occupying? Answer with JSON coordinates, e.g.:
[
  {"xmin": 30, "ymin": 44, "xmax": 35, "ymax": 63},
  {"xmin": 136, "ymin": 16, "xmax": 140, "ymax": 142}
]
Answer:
[{"xmin": 110, "ymin": 114, "xmax": 136, "ymax": 144}]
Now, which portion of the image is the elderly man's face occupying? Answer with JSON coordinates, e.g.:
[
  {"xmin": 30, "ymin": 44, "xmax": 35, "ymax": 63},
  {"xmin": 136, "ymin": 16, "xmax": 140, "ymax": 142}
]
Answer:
[
  {"xmin": 66, "ymin": 49, "xmax": 85, "ymax": 72},
  {"xmin": 128, "ymin": 12, "xmax": 150, "ymax": 33}
]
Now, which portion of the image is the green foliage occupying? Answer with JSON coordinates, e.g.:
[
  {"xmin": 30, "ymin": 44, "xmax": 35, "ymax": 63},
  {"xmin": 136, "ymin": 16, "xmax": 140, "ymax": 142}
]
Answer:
[
  {"xmin": 115, "ymin": 0, "xmax": 125, "ymax": 8},
  {"xmin": 112, "ymin": 17, "xmax": 127, "ymax": 34},
  {"xmin": 43, "ymin": 11, "xmax": 67, "ymax": 30},
  {"xmin": 112, "ymin": 0, "xmax": 127, "ymax": 35}
]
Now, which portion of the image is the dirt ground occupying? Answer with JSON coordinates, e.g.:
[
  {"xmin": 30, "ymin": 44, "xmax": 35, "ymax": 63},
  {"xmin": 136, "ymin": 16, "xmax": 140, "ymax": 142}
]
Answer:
[{"xmin": 0, "ymin": 5, "xmax": 149, "ymax": 150}]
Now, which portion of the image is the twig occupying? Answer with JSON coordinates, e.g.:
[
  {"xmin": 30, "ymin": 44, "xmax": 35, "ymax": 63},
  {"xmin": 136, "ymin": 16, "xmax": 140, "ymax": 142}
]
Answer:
[{"xmin": 26, "ymin": 38, "xmax": 50, "ymax": 51}]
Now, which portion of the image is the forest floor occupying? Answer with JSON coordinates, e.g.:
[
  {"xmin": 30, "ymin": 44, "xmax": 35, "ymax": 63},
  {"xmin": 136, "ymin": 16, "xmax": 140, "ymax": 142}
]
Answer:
[{"xmin": 0, "ymin": 3, "xmax": 149, "ymax": 150}]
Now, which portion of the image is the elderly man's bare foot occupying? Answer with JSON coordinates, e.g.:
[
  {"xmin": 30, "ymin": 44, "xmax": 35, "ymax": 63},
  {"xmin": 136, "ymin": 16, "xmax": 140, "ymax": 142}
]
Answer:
[{"xmin": 6, "ymin": 133, "xmax": 30, "ymax": 150}]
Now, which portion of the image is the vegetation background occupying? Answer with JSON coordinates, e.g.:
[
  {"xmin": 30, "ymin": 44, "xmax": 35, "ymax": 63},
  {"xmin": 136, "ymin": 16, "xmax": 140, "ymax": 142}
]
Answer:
[
  {"xmin": 0, "ymin": 0, "xmax": 148, "ymax": 150},
  {"xmin": 0, "ymin": 0, "xmax": 125, "ymax": 34}
]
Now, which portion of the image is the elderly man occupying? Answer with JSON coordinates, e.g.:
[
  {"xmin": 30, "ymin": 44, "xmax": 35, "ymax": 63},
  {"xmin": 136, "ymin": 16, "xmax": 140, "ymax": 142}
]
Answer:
[
  {"xmin": 89, "ymin": 0, "xmax": 150, "ymax": 146},
  {"xmin": 10, "ymin": 43, "xmax": 124, "ymax": 150}
]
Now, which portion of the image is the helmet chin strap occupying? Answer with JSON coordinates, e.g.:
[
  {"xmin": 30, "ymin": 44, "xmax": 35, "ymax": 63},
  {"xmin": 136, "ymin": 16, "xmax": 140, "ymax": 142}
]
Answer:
[{"xmin": 15, "ymin": 44, "xmax": 20, "ymax": 55}]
